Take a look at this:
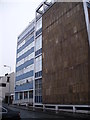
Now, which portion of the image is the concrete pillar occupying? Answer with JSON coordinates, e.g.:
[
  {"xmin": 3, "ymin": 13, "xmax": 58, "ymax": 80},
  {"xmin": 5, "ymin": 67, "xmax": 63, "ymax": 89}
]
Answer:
[
  {"xmin": 23, "ymin": 92, "xmax": 24, "ymax": 100},
  {"xmin": 33, "ymin": 104, "xmax": 35, "ymax": 111},
  {"xmin": 73, "ymin": 106, "xmax": 76, "ymax": 113},
  {"xmin": 18, "ymin": 92, "xmax": 19, "ymax": 100},
  {"xmin": 28, "ymin": 91, "xmax": 29, "ymax": 103},
  {"xmin": 56, "ymin": 106, "xmax": 58, "ymax": 114},
  {"xmin": 43, "ymin": 104, "xmax": 45, "ymax": 112}
]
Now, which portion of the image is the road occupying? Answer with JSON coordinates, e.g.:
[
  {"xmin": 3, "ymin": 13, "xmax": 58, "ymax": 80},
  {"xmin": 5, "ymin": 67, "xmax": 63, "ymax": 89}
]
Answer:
[
  {"xmin": 4, "ymin": 104, "xmax": 90, "ymax": 119},
  {"xmin": 5, "ymin": 105, "xmax": 64, "ymax": 119}
]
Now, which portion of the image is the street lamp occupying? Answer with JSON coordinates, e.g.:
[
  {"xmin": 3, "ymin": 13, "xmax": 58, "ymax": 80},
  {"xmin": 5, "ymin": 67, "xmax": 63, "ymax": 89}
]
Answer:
[
  {"xmin": 4, "ymin": 65, "xmax": 11, "ymax": 105},
  {"xmin": 4, "ymin": 65, "xmax": 11, "ymax": 73}
]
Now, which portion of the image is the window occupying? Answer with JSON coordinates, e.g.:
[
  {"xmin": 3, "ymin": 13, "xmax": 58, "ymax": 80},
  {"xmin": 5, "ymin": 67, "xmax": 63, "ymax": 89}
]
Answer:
[
  {"xmin": 36, "ymin": 18, "xmax": 42, "ymax": 31},
  {"xmin": 29, "ymin": 91, "xmax": 33, "ymax": 98},
  {"xmin": 24, "ymin": 91, "xmax": 28, "ymax": 99},
  {"xmin": 7, "ymin": 77, "xmax": 10, "ymax": 82},
  {"xmin": 35, "ymin": 78, "xmax": 42, "ymax": 103},
  {"xmin": 26, "ymin": 79, "xmax": 29, "ymax": 83},
  {"xmin": 35, "ymin": 71, "xmax": 42, "ymax": 78},
  {"xmin": 20, "ymin": 92, "xmax": 23, "ymax": 99},
  {"xmin": 0, "ymin": 83, "xmax": 6, "ymax": 87},
  {"xmin": 36, "ymin": 28, "xmax": 42, "ymax": 36},
  {"xmin": 35, "ymin": 56, "xmax": 42, "ymax": 73},
  {"xmin": 18, "ymin": 40, "xmax": 25, "ymax": 49},
  {"xmin": 35, "ymin": 35, "xmax": 42, "ymax": 51},
  {"xmin": 35, "ymin": 48, "xmax": 42, "ymax": 56}
]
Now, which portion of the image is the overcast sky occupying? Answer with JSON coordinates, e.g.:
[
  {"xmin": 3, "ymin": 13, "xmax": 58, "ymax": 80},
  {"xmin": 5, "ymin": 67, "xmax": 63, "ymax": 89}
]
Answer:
[{"xmin": 0, "ymin": 0, "xmax": 44, "ymax": 76}]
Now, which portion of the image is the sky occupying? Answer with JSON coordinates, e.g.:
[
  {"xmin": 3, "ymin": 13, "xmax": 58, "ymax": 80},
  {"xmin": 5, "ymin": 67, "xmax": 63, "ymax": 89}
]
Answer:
[{"xmin": 0, "ymin": 0, "xmax": 43, "ymax": 76}]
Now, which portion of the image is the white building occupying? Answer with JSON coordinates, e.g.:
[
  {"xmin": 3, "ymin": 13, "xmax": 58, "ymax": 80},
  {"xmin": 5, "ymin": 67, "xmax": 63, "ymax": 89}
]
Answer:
[
  {"xmin": 14, "ymin": 20, "xmax": 35, "ymax": 105},
  {"xmin": 0, "ymin": 72, "xmax": 15, "ymax": 104},
  {"xmin": 14, "ymin": 0, "xmax": 52, "ymax": 106}
]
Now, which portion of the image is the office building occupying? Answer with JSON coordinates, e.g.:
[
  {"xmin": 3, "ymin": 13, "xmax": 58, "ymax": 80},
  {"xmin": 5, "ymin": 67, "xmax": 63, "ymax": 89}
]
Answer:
[
  {"xmin": 14, "ymin": 0, "xmax": 52, "ymax": 106},
  {"xmin": 42, "ymin": 2, "xmax": 90, "ymax": 105},
  {"xmin": 15, "ymin": 0, "xmax": 90, "ymax": 112},
  {"xmin": 15, "ymin": 20, "xmax": 35, "ymax": 105}
]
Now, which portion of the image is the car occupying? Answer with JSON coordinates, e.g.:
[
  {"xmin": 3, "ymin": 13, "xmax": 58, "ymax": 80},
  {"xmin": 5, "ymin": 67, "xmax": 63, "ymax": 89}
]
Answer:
[{"xmin": 0, "ymin": 106, "xmax": 21, "ymax": 120}]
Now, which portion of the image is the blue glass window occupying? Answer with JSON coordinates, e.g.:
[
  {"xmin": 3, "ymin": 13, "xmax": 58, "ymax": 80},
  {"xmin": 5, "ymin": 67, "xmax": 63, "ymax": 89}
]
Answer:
[
  {"xmin": 16, "ymin": 70, "xmax": 34, "ymax": 81},
  {"xmin": 35, "ymin": 48, "xmax": 42, "ymax": 56},
  {"xmin": 35, "ymin": 71, "xmax": 42, "ymax": 78}
]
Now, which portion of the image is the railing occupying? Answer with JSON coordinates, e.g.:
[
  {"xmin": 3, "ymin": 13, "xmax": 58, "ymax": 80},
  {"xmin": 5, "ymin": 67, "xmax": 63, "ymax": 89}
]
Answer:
[
  {"xmin": 13, "ymin": 100, "xmax": 90, "ymax": 114},
  {"xmin": 34, "ymin": 104, "xmax": 90, "ymax": 114}
]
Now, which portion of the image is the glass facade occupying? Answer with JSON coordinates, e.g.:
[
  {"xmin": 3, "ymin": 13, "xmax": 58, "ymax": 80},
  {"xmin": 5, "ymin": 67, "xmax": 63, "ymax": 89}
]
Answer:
[
  {"xmin": 24, "ymin": 91, "xmax": 28, "ymax": 99},
  {"xmin": 29, "ymin": 91, "xmax": 33, "ymax": 98},
  {"xmin": 35, "ymin": 56, "xmax": 42, "ymax": 73},
  {"xmin": 14, "ymin": 1, "xmax": 51, "ymax": 105},
  {"xmin": 36, "ymin": 18, "xmax": 42, "ymax": 31},
  {"xmin": 20, "ymin": 92, "xmax": 23, "ymax": 100},
  {"xmin": 34, "ymin": 17, "xmax": 42, "ymax": 103},
  {"xmin": 15, "ymin": 16, "xmax": 42, "ymax": 104},
  {"xmin": 35, "ymin": 78, "xmax": 42, "ymax": 103},
  {"xmin": 35, "ymin": 35, "xmax": 42, "ymax": 51},
  {"xmin": 15, "ymin": 22, "xmax": 35, "ymax": 104}
]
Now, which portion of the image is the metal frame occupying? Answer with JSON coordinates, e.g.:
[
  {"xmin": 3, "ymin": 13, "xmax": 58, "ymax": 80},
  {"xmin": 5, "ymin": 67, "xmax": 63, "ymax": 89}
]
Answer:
[{"xmin": 36, "ymin": 0, "xmax": 52, "ymax": 19}]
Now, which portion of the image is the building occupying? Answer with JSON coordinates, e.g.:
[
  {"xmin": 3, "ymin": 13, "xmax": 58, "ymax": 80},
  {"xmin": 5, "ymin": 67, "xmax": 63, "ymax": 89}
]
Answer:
[
  {"xmin": 42, "ymin": 1, "xmax": 90, "ymax": 109},
  {"xmin": 34, "ymin": 9, "xmax": 42, "ymax": 104},
  {"xmin": 15, "ymin": 0, "xmax": 90, "ymax": 112},
  {"xmin": 34, "ymin": 0, "xmax": 52, "ymax": 104},
  {"xmin": 14, "ymin": 20, "xmax": 35, "ymax": 105},
  {"xmin": 0, "ymin": 76, "xmax": 3, "ymax": 101},
  {"xmin": 14, "ymin": 0, "xmax": 52, "ymax": 106},
  {"xmin": 0, "ymin": 72, "xmax": 15, "ymax": 104}
]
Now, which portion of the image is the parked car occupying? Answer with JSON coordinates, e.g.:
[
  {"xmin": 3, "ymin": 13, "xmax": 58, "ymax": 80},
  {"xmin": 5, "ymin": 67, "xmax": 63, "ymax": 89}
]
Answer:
[{"xmin": 0, "ymin": 106, "xmax": 20, "ymax": 120}]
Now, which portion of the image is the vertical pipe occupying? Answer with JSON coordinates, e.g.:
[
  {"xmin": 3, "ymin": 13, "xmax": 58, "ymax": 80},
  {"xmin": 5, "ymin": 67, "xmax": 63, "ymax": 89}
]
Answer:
[
  {"xmin": 33, "ymin": 19, "xmax": 36, "ymax": 108},
  {"xmin": 83, "ymin": 1, "xmax": 90, "ymax": 105}
]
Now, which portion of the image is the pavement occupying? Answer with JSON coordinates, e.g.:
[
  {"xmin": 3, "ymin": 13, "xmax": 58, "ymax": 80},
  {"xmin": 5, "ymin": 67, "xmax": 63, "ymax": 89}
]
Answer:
[{"xmin": 4, "ymin": 104, "xmax": 90, "ymax": 119}]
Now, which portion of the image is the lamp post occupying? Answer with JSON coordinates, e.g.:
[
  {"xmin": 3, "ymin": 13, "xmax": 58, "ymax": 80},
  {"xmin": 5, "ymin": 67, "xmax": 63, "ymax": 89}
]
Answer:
[
  {"xmin": 4, "ymin": 65, "xmax": 11, "ymax": 105},
  {"xmin": 4, "ymin": 65, "xmax": 11, "ymax": 73}
]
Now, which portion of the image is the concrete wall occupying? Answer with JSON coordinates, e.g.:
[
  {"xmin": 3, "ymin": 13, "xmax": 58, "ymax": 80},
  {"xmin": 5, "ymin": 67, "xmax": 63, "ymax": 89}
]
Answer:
[
  {"xmin": 42, "ymin": 2, "xmax": 89, "ymax": 104},
  {"xmin": 0, "ymin": 72, "xmax": 15, "ymax": 100},
  {"xmin": 9, "ymin": 72, "xmax": 15, "ymax": 94},
  {"xmin": 0, "ymin": 76, "xmax": 6, "ymax": 99}
]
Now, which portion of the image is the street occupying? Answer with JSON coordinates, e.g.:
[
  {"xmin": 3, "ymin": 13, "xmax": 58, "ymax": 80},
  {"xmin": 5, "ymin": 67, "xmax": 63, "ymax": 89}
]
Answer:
[
  {"xmin": 4, "ymin": 105, "xmax": 90, "ymax": 119},
  {"xmin": 5, "ymin": 105, "xmax": 63, "ymax": 119}
]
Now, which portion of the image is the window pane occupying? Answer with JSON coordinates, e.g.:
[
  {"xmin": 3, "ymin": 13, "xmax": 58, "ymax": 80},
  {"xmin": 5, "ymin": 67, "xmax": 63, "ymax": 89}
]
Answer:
[
  {"xmin": 36, "ymin": 18, "xmax": 42, "ymax": 31},
  {"xmin": 24, "ymin": 91, "xmax": 28, "ymax": 99},
  {"xmin": 29, "ymin": 91, "xmax": 33, "ymax": 98},
  {"xmin": 35, "ymin": 35, "xmax": 42, "ymax": 51},
  {"xmin": 35, "ymin": 56, "xmax": 42, "ymax": 72},
  {"xmin": 20, "ymin": 92, "xmax": 23, "ymax": 99}
]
